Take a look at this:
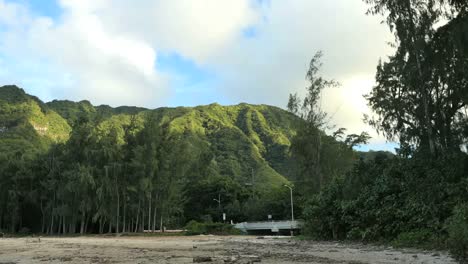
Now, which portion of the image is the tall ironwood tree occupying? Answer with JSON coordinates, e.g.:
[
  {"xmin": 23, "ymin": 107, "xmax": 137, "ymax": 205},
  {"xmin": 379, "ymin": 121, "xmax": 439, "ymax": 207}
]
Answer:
[{"xmin": 364, "ymin": 0, "xmax": 468, "ymax": 156}]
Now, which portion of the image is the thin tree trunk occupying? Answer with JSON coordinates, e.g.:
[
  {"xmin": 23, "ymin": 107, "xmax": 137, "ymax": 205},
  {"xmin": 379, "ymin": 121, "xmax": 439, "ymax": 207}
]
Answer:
[
  {"xmin": 62, "ymin": 215, "xmax": 67, "ymax": 235},
  {"xmin": 123, "ymin": 196, "xmax": 126, "ymax": 233},
  {"xmin": 49, "ymin": 191, "xmax": 56, "ymax": 235},
  {"xmin": 48, "ymin": 214, "xmax": 53, "ymax": 235},
  {"xmin": 59, "ymin": 216, "xmax": 62, "ymax": 234},
  {"xmin": 18, "ymin": 203, "xmax": 22, "ymax": 232},
  {"xmin": 80, "ymin": 213, "xmax": 86, "ymax": 235},
  {"xmin": 99, "ymin": 218, "xmax": 104, "ymax": 234},
  {"xmin": 40, "ymin": 200, "xmax": 45, "ymax": 234},
  {"xmin": 70, "ymin": 213, "xmax": 76, "ymax": 234},
  {"xmin": 46, "ymin": 214, "xmax": 51, "ymax": 235},
  {"xmin": 58, "ymin": 217, "xmax": 61, "ymax": 235},
  {"xmin": 160, "ymin": 211, "xmax": 163, "ymax": 233},
  {"xmin": 135, "ymin": 199, "xmax": 141, "ymax": 233},
  {"xmin": 84, "ymin": 216, "xmax": 89, "ymax": 234},
  {"xmin": 57, "ymin": 215, "xmax": 62, "ymax": 235},
  {"xmin": 116, "ymin": 192, "xmax": 120, "ymax": 233},
  {"xmin": 152, "ymin": 203, "xmax": 157, "ymax": 232},
  {"xmin": 148, "ymin": 193, "xmax": 152, "ymax": 232},
  {"xmin": 141, "ymin": 211, "xmax": 145, "ymax": 232}
]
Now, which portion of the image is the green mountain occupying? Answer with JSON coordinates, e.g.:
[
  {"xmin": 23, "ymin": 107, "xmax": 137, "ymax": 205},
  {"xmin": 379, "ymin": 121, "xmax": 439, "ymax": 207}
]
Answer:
[
  {"xmin": 0, "ymin": 85, "xmax": 302, "ymax": 230},
  {"xmin": 1, "ymin": 86, "xmax": 297, "ymax": 160},
  {"xmin": 0, "ymin": 85, "xmax": 71, "ymax": 154},
  {"xmin": 44, "ymin": 92, "xmax": 299, "ymax": 187},
  {"xmin": 47, "ymin": 99, "xmax": 147, "ymax": 125},
  {"xmin": 1, "ymin": 85, "xmax": 299, "ymax": 185}
]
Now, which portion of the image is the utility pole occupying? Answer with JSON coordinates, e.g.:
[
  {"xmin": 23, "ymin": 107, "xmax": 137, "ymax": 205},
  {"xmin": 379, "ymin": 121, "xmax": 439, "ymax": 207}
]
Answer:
[{"xmin": 284, "ymin": 184, "xmax": 294, "ymax": 236}]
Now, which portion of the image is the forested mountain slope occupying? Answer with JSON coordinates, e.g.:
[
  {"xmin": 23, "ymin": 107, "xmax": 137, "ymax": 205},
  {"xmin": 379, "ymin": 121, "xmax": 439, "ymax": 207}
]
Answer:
[
  {"xmin": 0, "ymin": 85, "xmax": 297, "ymax": 184},
  {"xmin": 0, "ymin": 85, "xmax": 71, "ymax": 153},
  {"xmin": 46, "ymin": 94, "xmax": 299, "ymax": 184},
  {"xmin": 0, "ymin": 85, "xmax": 302, "ymax": 233}
]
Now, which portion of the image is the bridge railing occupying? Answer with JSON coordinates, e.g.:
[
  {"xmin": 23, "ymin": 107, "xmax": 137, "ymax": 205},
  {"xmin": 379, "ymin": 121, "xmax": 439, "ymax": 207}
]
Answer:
[{"xmin": 234, "ymin": 220, "xmax": 303, "ymax": 231}]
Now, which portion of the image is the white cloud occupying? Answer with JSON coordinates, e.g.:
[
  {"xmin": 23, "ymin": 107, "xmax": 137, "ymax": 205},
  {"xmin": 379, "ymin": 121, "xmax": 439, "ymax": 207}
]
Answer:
[
  {"xmin": 96, "ymin": 0, "xmax": 259, "ymax": 63},
  {"xmin": 204, "ymin": 0, "xmax": 394, "ymax": 145},
  {"xmin": 0, "ymin": 0, "xmax": 31, "ymax": 27},
  {"xmin": 322, "ymin": 75, "xmax": 388, "ymax": 146},
  {"xmin": 0, "ymin": 0, "xmax": 169, "ymax": 106},
  {"xmin": 0, "ymin": 0, "xmax": 395, "ymax": 147}
]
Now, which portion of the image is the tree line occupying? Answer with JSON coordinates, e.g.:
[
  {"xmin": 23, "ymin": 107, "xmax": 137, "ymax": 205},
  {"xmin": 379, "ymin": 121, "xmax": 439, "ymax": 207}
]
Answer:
[
  {"xmin": 0, "ymin": 102, "xmax": 298, "ymax": 234},
  {"xmin": 289, "ymin": 0, "xmax": 468, "ymax": 261},
  {"xmin": 0, "ymin": 113, "xmax": 193, "ymax": 234}
]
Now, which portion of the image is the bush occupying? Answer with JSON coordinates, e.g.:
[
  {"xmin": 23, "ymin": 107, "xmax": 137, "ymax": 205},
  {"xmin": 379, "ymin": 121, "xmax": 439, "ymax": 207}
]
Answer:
[
  {"xmin": 391, "ymin": 229, "xmax": 435, "ymax": 248},
  {"xmin": 185, "ymin": 220, "xmax": 207, "ymax": 235},
  {"xmin": 302, "ymin": 178, "xmax": 348, "ymax": 240},
  {"xmin": 184, "ymin": 220, "xmax": 241, "ymax": 236},
  {"xmin": 445, "ymin": 204, "xmax": 468, "ymax": 263}
]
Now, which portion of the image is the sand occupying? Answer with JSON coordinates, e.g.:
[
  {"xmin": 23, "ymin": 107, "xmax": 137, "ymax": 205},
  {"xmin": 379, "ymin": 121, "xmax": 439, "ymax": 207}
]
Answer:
[{"xmin": 0, "ymin": 235, "xmax": 456, "ymax": 264}]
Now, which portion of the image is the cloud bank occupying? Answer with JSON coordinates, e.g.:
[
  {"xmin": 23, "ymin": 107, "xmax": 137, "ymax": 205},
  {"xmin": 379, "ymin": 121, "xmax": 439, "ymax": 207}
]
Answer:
[{"xmin": 0, "ymin": 0, "xmax": 395, "ymax": 149}]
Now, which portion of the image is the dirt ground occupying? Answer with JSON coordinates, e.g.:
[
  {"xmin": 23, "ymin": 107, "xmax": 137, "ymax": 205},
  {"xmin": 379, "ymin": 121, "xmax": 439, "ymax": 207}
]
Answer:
[{"xmin": 0, "ymin": 235, "xmax": 456, "ymax": 264}]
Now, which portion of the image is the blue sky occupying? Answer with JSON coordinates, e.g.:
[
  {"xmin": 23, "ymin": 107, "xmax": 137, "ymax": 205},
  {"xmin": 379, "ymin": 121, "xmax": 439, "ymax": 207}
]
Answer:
[
  {"xmin": 355, "ymin": 142, "xmax": 399, "ymax": 153},
  {"xmin": 156, "ymin": 52, "xmax": 232, "ymax": 106},
  {"xmin": 8, "ymin": 0, "xmax": 61, "ymax": 18},
  {"xmin": 0, "ymin": 0, "xmax": 396, "ymax": 151}
]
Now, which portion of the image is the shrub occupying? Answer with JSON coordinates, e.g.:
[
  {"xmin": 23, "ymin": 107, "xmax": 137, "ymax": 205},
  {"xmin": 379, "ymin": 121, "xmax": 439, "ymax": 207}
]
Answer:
[
  {"xmin": 445, "ymin": 204, "xmax": 468, "ymax": 263},
  {"xmin": 391, "ymin": 229, "xmax": 434, "ymax": 248},
  {"xmin": 185, "ymin": 220, "xmax": 207, "ymax": 235},
  {"xmin": 184, "ymin": 221, "xmax": 241, "ymax": 236}
]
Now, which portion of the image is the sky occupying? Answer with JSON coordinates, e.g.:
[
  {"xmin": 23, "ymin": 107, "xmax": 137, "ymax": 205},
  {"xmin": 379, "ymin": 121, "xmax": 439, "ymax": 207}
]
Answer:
[{"xmin": 0, "ymin": 0, "xmax": 397, "ymax": 152}]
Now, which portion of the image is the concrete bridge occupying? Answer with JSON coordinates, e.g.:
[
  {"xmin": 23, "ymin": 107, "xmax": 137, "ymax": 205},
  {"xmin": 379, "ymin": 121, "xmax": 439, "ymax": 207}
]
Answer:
[{"xmin": 234, "ymin": 220, "xmax": 303, "ymax": 234}]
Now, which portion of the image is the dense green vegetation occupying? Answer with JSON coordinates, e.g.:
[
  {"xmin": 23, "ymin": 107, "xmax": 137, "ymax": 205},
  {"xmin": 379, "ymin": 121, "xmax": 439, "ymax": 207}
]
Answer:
[
  {"xmin": 294, "ymin": 1, "xmax": 468, "ymax": 262},
  {"xmin": 0, "ymin": 85, "xmax": 309, "ymax": 234},
  {"xmin": 0, "ymin": 83, "xmax": 368, "ymax": 236}
]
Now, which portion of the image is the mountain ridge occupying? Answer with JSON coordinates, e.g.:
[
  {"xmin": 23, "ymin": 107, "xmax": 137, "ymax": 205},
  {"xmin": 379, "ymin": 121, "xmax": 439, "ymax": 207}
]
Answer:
[{"xmin": 0, "ymin": 84, "xmax": 298, "ymax": 192}]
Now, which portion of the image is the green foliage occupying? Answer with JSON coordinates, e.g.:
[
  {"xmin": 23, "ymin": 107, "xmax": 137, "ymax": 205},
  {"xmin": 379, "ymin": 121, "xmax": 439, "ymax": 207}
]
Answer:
[
  {"xmin": 184, "ymin": 220, "xmax": 241, "ymax": 236},
  {"xmin": 0, "ymin": 85, "xmax": 300, "ymax": 234},
  {"xmin": 391, "ymin": 229, "xmax": 436, "ymax": 249},
  {"xmin": 297, "ymin": 1, "xmax": 467, "ymax": 255},
  {"xmin": 302, "ymin": 151, "xmax": 468, "ymax": 247},
  {"xmin": 445, "ymin": 204, "xmax": 468, "ymax": 262},
  {"xmin": 302, "ymin": 177, "xmax": 347, "ymax": 240},
  {"xmin": 364, "ymin": 0, "xmax": 468, "ymax": 156},
  {"xmin": 287, "ymin": 54, "xmax": 370, "ymax": 200},
  {"xmin": 297, "ymin": 2, "xmax": 468, "ymax": 259}
]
